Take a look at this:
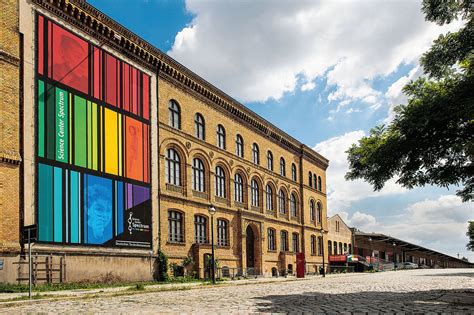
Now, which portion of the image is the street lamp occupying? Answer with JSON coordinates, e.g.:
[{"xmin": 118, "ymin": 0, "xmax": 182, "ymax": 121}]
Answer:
[
  {"xmin": 208, "ymin": 205, "xmax": 216, "ymax": 284},
  {"xmin": 368, "ymin": 237, "xmax": 373, "ymax": 268},
  {"xmin": 320, "ymin": 228, "xmax": 325, "ymax": 277},
  {"xmin": 393, "ymin": 242, "xmax": 397, "ymax": 270}
]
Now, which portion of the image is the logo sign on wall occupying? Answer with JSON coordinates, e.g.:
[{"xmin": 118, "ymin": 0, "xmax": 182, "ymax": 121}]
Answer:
[{"xmin": 35, "ymin": 14, "xmax": 151, "ymax": 248}]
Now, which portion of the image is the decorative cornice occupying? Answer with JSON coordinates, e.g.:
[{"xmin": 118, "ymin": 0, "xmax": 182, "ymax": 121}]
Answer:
[
  {"xmin": 0, "ymin": 151, "xmax": 22, "ymax": 165},
  {"xmin": 33, "ymin": 0, "xmax": 328, "ymax": 168}
]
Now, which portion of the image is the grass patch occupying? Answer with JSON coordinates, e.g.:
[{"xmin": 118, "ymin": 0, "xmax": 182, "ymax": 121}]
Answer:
[{"xmin": 0, "ymin": 276, "xmax": 202, "ymax": 294}]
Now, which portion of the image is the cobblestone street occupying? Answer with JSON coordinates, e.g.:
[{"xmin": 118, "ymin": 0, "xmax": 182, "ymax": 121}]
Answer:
[{"xmin": 2, "ymin": 269, "xmax": 473, "ymax": 313}]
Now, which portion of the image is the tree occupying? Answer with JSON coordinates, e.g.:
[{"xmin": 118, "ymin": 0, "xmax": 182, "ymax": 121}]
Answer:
[
  {"xmin": 345, "ymin": 0, "xmax": 473, "ymax": 202},
  {"xmin": 467, "ymin": 221, "xmax": 474, "ymax": 251}
]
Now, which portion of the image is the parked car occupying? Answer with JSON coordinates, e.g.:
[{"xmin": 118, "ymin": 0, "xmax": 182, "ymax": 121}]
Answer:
[{"xmin": 400, "ymin": 262, "xmax": 418, "ymax": 269}]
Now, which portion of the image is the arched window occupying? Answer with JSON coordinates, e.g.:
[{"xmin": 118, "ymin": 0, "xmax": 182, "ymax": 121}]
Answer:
[
  {"xmin": 318, "ymin": 176, "xmax": 322, "ymax": 191},
  {"xmin": 309, "ymin": 200, "xmax": 315, "ymax": 222},
  {"xmin": 291, "ymin": 164, "xmax": 297, "ymax": 181},
  {"xmin": 311, "ymin": 235, "xmax": 316, "ymax": 255},
  {"xmin": 168, "ymin": 100, "xmax": 181, "ymax": 129},
  {"xmin": 251, "ymin": 179, "xmax": 259, "ymax": 207},
  {"xmin": 217, "ymin": 125, "xmax": 226, "ymax": 149},
  {"xmin": 280, "ymin": 158, "xmax": 286, "ymax": 176},
  {"xmin": 292, "ymin": 233, "xmax": 299, "ymax": 253},
  {"xmin": 194, "ymin": 215, "xmax": 207, "ymax": 244},
  {"xmin": 333, "ymin": 241, "xmax": 338, "ymax": 254},
  {"xmin": 278, "ymin": 189, "xmax": 286, "ymax": 214},
  {"xmin": 344, "ymin": 243, "xmax": 348, "ymax": 253},
  {"xmin": 265, "ymin": 184, "xmax": 274, "ymax": 211},
  {"xmin": 308, "ymin": 172, "xmax": 313, "ymax": 187},
  {"xmin": 194, "ymin": 113, "xmax": 205, "ymax": 140},
  {"xmin": 217, "ymin": 219, "xmax": 229, "ymax": 246},
  {"xmin": 290, "ymin": 193, "xmax": 297, "ymax": 217},
  {"xmin": 268, "ymin": 228, "xmax": 276, "ymax": 251},
  {"xmin": 318, "ymin": 237, "xmax": 323, "ymax": 255},
  {"xmin": 215, "ymin": 166, "xmax": 226, "ymax": 198},
  {"xmin": 280, "ymin": 231, "xmax": 288, "ymax": 251},
  {"xmin": 165, "ymin": 148, "xmax": 181, "ymax": 186},
  {"xmin": 192, "ymin": 158, "xmax": 205, "ymax": 192},
  {"xmin": 267, "ymin": 151, "xmax": 273, "ymax": 171},
  {"xmin": 328, "ymin": 240, "xmax": 333, "ymax": 255},
  {"xmin": 234, "ymin": 173, "xmax": 243, "ymax": 202},
  {"xmin": 236, "ymin": 135, "xmax": 244, "ymax": 158},
  {"xmin": 317, "ymin": 202, "xmax": 322, "ymax": 224},
  {"xmin": 314, "ymin": 174, "xmax": 318, "ymax": 189},
  {"xmin": 252, "ymin": 143, "xmax": 260, "ymax": 165},
  {"xmin": 168, "ymin": 210, "xmax": 184, "ymax": 242},
  {"xmin": 339, "ymin": 242, "xmax": 343, "ymax": 255}
]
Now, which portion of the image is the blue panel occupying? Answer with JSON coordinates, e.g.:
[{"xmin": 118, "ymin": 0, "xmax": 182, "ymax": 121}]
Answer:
[
  {"xmin": 38, "ymin": 163, "xmax": 53, "ymax": 242},
  {"xmin": 70, "ymin": 171, "xmax": 79, "ymax": 243},
  {"xmin": 117, "ymin": 181, "xmax": 124, "ymax": 235},
  {"xmin": 84, "ymin": 174, "xmax": 112, "ymax": 244},
  {"xmin": 53, "ymin": 167, "xmax": 63, "ymax": 242}
]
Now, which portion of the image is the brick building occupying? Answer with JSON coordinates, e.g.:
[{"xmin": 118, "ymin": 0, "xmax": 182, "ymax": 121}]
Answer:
[{"xmin": 0, "ymin": 0, "xmax": 329, "ymax": 283}]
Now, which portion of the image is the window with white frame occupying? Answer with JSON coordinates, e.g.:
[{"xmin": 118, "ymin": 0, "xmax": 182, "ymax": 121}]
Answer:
[
  {"xmin": 194, "ymin": 113, "xmax": 205, "ymax": 140},
  {"xmin": 215, "ymin": 166, "xmax": 226, "ymax": 198},
  {"xmin": 192, "ymin": 158, "xmax": 205, "ymax": 192},
  {"xmin": 265, "ymin": 184, "xmax": 274, "ymax": 211},
  {"xmin": 217, "ymin": 219, "xmax": 229, "ymax": 246},
  {"xmin": 165, "ymin": 148, "xmax": 181, "ymax": 186},
  {"xmin": 251, "ymin": 179, "xmax": 259, "ymax": 207},
  {"xmin": 168, "ymin": 100, "xmax": 181, "ymax": 129},
  {"xmin": 217, "ymin": 125, "xmax": 226, "ymax": 149},
  {"xmin": 236, "ymin": 135, "xmax": 244, "ymax": 158},
  {"xmin": 168, "ymin": 210, "xmax": 184, "ymax": 242},
  {"xmin": 194, "ymin": 215, "xmax": 207, "ymax": 243},
  {"xmin": 278, "ymin": 189, "xmax": 286, "ymax": 214},
  {"xmin": 234, "ymin": 173, "xmax": 243, "ymax": 202},
  {"xmin": 280, "ymin": 158, "xmax": 286, "ymax": 176}
]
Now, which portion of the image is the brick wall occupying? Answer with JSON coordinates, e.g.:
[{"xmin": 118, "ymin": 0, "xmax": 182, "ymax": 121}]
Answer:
[{"xmin": 0, "ymin": 0, "xmax": 21, "ymax": 253}]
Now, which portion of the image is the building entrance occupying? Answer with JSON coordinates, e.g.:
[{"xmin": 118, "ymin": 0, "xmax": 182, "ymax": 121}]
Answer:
[{"xmin": 246, "ymin": 225, "xmax": 255, "ymax": 269}]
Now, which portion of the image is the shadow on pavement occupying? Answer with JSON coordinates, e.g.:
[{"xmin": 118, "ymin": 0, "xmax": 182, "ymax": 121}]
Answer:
[{"xmin": 253, "ymin": 289, "xmax": 474, "ymax": 313}]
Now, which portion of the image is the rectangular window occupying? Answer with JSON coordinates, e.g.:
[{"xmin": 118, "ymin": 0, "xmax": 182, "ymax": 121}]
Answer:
[
  {"xmin": 217, "ymin": 219, "xmax": 228, "ymax": 246},
  {"xmin": 292, "ymin": 233, "xmax": 299, "ymax": 253},
  {"xmin": 168, "ymin": 211, "xmax": 183, "ymax": 242},
  {"xmin": 280, "ymin": 231, "xmax": 288, "ymax": 252},
  {"xmin": 194, "ymin": 216, "xmax": 207, "ymax": 244},
  {"xmin": 268, "ymin": 229, "xmax": 276, "ymax": 251}
]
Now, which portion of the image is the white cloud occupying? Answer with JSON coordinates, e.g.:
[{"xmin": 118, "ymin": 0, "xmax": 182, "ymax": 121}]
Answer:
[
  {"xmin": 349, "ymin": 211, "xmax": 377, "ymax": 230},
  {"xmin": 301, "ymin": 81, "xmax": 316, "ymax": 92},
  {"xmin": 169, "ymin": 0, "xmax": 462, "ymax": 104},
  {"xmin": 314, "ymin": 130, "xmax": 405, "ymax": 213},
  {"xmin": 384, "ymin": 66, "xmax": 423, "ymax": 123}
]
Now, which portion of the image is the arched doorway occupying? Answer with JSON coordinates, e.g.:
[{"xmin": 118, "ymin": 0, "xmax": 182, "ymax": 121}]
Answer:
[{"xmin": 246, "ymin": 225, "xmax": 255, "ymax": 270}]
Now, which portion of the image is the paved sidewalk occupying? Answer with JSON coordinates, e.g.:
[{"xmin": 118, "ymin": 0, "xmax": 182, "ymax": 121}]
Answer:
[{"xmin": 1, "ymin": 269, "xmax": 473, "ymax": 313}]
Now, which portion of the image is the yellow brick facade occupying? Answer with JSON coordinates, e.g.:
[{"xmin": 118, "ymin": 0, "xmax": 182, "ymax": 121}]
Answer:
[
  {"xmin": 158, "ymin": 78, "xmax": 329, "ymax": 276},
  {"xmin": 0, "ymin": 0, "xmax": 21, "ymax": 253},
  {"xmin": 0, "ymin": 0, "xmax": 329, "ymax": 281}
]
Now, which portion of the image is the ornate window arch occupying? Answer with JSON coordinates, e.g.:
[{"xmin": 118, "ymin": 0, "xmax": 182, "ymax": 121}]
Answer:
[
  {"xmin": 217, "ymin": 125, "xmax": 226, "ymax": 149},
  {"xmin": 251, "ymin": 178, "xmax": 260, "ymax": 207}
]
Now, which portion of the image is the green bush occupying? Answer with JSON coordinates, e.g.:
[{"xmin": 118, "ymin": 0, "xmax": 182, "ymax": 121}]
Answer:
[{"xmin": 155, "ymin": 249, "xmax": 169, "ymax": 282}]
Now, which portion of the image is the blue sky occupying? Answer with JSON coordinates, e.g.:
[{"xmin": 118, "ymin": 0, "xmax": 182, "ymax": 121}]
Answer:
[{"xmin": 89, "ymin": 0, "xmax": 472, "ymax": 261}]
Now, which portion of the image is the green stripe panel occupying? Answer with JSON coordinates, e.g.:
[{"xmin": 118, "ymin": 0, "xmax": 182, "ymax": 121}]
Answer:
[
  {"xmin": 38, "ymin": 163, "xmax": 53, "ymax": 242},
  {"xmin": 87, "ymin": 102, "xmax": 98, "ymax": 171},
  {"xmin": 70, "ymin": 170, "xmax": 80, "ymax": 243},
  {"xmin": 53, "ymin": 167, "xmax": 63, "ymax": 243},
  {"xmin": 55, "ymin": 88, "xmax": 68, "ymax": 163},
  {"xmin": 74, "ymin": 95, "xmax": 87, "ymax": 168},
  {"xmin": 46, "ymin": 83, "xmax": 55, "ymax": 160},
  {"xmin": 38, "ymin": 80, "xmax": 45, "ymax": 157}
]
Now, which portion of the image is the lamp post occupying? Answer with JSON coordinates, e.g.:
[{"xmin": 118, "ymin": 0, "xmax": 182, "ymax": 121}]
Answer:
[
  {"xmin": 368, "ymin": 237, "xmax": 373, "ymax": 268},
  {"xmin": 393, "ymin": 242, "xmax": 397, "ymax": 270},
  {"xmin": 208, "ymin": 205, "xmax": 216, "ymax": 284},
  {"xmin": 320, "ymin": 228, "xmax": 325, "ymax": 277}
]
